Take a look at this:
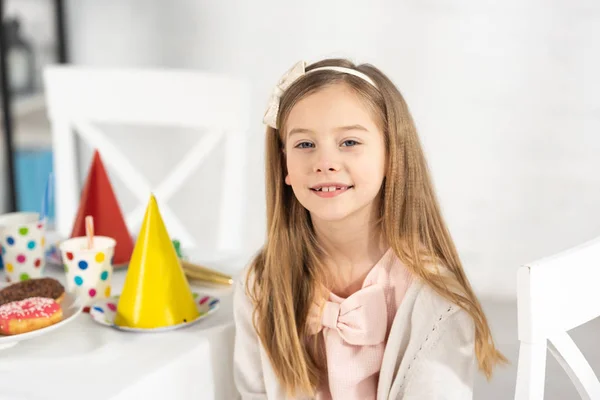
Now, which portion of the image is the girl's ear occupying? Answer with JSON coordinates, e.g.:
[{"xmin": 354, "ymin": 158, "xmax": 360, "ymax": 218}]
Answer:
[{"xmin": 281, "ymin": 143, "xmax": 290, "ymax": 185}]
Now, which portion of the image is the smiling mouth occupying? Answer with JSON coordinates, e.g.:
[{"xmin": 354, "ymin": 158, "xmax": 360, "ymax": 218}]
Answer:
[{"xmin": 310, "ymin": 185, "xmax": 354, "ymax": 192}]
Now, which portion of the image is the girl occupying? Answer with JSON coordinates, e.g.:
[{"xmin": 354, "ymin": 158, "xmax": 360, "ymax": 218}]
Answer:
[{"xmin": 234, "ymin": 59, "xmax": 506, "ymax": 399}]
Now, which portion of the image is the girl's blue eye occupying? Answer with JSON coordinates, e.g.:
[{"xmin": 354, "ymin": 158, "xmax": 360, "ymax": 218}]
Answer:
[
  {"xmin": 341, "ymin": 140, "xmax": 359, "ymax": 147},
  {"xmin": 295, "ymin": 142, "xmax": 314, "ymax": 149}
]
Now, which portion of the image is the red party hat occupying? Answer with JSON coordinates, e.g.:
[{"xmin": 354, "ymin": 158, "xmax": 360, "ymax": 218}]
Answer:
[{"xmin": 70, "ymin": 150, "xmax": 134, "ymax": 266}]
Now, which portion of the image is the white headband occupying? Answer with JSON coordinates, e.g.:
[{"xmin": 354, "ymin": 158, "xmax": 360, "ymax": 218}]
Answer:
[{"xmin": 263, "ymin": 61, "xmax": 378, "ymax": 129}]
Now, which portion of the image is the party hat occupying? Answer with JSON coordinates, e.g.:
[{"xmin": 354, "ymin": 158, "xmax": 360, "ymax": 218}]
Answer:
[
  {"xmin": 114, "ymin": 194, "xmax": 199, "ymax": 329},
  {"xmin": 70, "ymin": 151, "xmax": 134, "ymax": 266}
]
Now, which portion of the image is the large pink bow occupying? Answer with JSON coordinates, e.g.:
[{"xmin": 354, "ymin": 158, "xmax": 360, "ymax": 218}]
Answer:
[{"xmin": 320, "ymin": 284, "xmax": 387, "ymax": 346}]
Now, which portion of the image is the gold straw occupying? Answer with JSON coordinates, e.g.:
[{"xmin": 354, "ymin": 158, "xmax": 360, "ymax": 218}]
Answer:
[
  {"xmin": 183, "ymin": 265, "xmax": 233, "ymax": 286},
  {"xmin": 180, "ymin": 260, "xmax": 232, "ymax": 280},
  {"xmin": 180, "ymin": 259, "xmax": 233, "ymax": 285}
]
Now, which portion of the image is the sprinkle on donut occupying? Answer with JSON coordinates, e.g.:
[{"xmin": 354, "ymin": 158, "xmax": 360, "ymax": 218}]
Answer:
[
  {"xmin": 0, "ymin": 297, "xmax": 60, "ymax": 320},
  {"xmin": 0, "ymin": 297, "xmax": 62, "ymax": 334},
  {"xmin": 0, "ymin": 297, "xmax": 63, "ymax": 335}
]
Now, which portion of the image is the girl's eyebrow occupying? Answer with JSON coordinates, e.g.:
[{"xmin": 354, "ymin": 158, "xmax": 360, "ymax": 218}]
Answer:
[
  {"xmin": 288, "ymin": 127, "xmax": 314, "ymax": 137},
  {"xmin": 334, "ymin": 124, "xmax": 369, "ymax": 133},
  {"xmin": 288, "ymin": 124, "xmax": 369, "ymax": 137}
]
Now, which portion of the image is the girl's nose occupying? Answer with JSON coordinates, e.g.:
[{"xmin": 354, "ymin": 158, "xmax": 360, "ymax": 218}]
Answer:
[{"xmin": 313, "ymin": 149, "xmax": 341, "ymax": 173}]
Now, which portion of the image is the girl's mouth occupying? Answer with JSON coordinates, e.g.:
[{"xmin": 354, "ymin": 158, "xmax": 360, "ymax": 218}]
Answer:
[{"xmin": 310, "ymin": 185, "xmax": 353, "ymax": 197}]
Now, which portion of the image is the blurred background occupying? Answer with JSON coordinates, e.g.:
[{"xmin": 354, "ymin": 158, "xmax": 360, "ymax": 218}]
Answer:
[{"xmin": 1, "ymin": 1, "xmax": 599, "ymax": 398}]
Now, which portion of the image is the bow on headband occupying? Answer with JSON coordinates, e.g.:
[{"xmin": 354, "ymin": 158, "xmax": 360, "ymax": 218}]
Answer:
[
  {"xmin": 263, "ymin": 61, "xmax": 306, "ymax": 129},
  {"xmin": 263, "ymin": 61, "xmax": 378, "ymax": 130}
]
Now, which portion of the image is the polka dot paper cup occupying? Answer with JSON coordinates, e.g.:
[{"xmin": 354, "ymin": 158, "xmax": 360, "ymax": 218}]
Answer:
[
  {"xmin": 0, "ymin": 212, "xmax": 46, "ymax": 282},
  {"xmin": 59, "ymin": 236, "xmax": 116, "ymax": 306}
]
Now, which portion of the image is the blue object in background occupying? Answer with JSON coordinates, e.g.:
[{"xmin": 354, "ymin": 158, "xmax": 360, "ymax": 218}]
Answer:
[{"xmin": 14, "ymin": 149, "xmax": 55, "ymax": 220}]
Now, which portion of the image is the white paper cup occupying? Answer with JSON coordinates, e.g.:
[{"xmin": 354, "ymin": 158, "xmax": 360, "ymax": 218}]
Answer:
[
  {"xmin": 0, "ymin": 212, "xmax": 46, "ymax": 282},
  {"xmin": 59, "ymin": 236, "xmax": 116, "ymax": 306}
]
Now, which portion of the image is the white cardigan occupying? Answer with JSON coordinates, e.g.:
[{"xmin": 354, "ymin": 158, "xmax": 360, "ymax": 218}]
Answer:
[{"xmin": 233, "ymin": 271, "xmax": 476, "ymax": 399}]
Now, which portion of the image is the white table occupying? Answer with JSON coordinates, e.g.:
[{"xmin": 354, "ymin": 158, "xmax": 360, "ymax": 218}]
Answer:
[{"xmin": 0, "ymin": 253, "xmax": 243, "ymax": 400}]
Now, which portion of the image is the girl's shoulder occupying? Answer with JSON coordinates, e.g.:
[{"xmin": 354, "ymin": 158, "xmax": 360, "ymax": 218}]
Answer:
[
  {"xmin": 234, "ymin": 263, "xmax": 255, "ymax": 293},
  {"xmin": 233, "ymin": 263, "xmax": 259, "ymax": 313},
  {"xmin": 402, "ymin": 278, "xmax": 475, "ymax": 340},
  {"xmin": 233, "ymin": 260, "xmax": 266, "ymax": 313},
  {"xmin": 381, "ymin": 279, "xmax": 476, "ymax": 399}
]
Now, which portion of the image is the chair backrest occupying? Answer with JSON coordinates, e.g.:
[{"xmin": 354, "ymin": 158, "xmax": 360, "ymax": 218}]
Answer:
[
  {"xmin": 43, "ymin": 66, "xmax": 250, "ymax": 254},
  {"xmin": 515, "ymin": 236, "xmax": 600, "ymax": 399}
]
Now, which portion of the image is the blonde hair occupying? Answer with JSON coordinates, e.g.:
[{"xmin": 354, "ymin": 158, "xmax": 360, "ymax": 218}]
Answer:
[{"xmin": 247, "ymin": 58, "xmax": 506, "ymax": 397}]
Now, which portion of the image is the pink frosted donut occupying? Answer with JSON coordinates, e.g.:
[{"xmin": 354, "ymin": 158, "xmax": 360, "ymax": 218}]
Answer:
[{"xmin": 0, "ymin": 297, "xmax": 63, "ymax": 335}]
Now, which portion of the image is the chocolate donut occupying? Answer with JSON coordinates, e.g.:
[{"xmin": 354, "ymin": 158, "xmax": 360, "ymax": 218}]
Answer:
[{"xmin": 0, "ymin": 278, "xmax": 65, "ymax": 306}]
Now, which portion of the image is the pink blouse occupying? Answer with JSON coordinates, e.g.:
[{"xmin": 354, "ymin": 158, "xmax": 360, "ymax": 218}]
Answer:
[{"xmin": 315, "ymin": 248, "xmax": 413, "ymax": 400}]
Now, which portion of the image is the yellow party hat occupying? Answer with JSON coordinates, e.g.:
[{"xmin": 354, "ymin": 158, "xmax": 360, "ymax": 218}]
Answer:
[{"xmin": 114, "ymin": 194, "xmax": 199, "ymax": 328}]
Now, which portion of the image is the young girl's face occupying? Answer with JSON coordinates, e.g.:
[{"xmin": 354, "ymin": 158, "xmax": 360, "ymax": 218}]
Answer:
[{"xmin": 283, "ymin": 83, "xmax": 386, "ymax": 223}]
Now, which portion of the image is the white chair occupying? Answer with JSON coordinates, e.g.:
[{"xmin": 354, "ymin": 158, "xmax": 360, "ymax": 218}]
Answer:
[
  {"xmin": 515, "ymin": 237, "xmax": 600, "ymax": 399},
  {"xmin": 43, "ymin": 66, "xmax": 250, "ymax": 257}
]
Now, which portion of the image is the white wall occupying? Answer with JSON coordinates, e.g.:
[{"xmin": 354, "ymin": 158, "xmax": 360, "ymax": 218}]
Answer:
[{"xmin": 64, "ymin": 0, "xmax": 600, "ymax": 300}]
